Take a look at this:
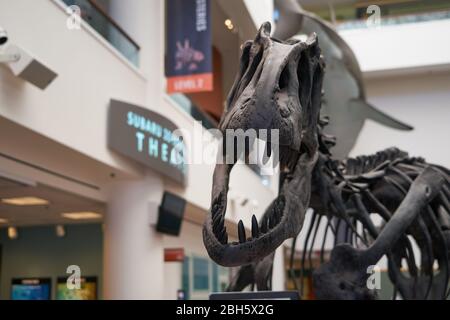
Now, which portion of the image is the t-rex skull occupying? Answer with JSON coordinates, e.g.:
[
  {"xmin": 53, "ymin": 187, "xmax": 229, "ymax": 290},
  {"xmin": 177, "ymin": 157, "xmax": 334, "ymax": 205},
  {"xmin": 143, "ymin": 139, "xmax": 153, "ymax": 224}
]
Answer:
[{"xmin": 203, "ymin": 22, "xmax": 324, "ymax": 267}]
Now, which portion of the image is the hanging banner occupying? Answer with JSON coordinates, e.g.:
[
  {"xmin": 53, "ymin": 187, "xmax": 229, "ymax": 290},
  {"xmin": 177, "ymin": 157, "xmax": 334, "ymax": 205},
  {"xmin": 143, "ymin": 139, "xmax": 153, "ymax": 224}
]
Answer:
[{"xmin": 165, "ymin": 0, "xmax": 212, "ymax": 94}]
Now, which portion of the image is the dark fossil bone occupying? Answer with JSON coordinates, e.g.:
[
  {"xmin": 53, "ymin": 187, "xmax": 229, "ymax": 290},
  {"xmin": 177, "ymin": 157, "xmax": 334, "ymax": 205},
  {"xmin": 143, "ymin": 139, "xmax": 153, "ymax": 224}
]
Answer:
[
  {"xmin": 313, "ymin": 167, "xmax": 444, "ymax": 299},
  {"xmin": 205, "ymin": 22, "xmax": 450, "ymax": 299},
  {"xmin": 202, "ymin": 21, "xmax": 324, "ymax": 267}
]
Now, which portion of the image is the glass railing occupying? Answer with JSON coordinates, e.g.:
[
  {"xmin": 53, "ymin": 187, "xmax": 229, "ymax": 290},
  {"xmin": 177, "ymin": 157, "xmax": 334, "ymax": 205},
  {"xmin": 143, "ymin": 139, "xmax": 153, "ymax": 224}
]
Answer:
[
  {"xmin": 62, "ymin": 0, "xmax": 140, "ymax": 66},
  {"xmin": 337, "ymin": 10, "xmax": 450, "ymax": 30}
]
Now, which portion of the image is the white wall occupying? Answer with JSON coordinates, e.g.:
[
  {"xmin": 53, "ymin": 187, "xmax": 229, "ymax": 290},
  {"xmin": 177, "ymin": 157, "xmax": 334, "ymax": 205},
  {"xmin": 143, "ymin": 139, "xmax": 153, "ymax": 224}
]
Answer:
[
  {"xmin": 351, "ymin": 70, "xmax": 450, "ymax": 167},
  {"xmin": 108, "ymin": 0, "xmax": 165, "ymax": 105},
  {"xmin": 340, "ymin": 19, "xmax": 450, "ymax": 73},
  {"xmin": 244, "ymin": 0, "xmax": 274, "ymax": 29},
  {"xmin": 0, "ymin": 0, "xmax": 146, "ymax": 178},
  {"xmin": 0, "ymin": 0, "xmax": 276, "ymax": 221}
]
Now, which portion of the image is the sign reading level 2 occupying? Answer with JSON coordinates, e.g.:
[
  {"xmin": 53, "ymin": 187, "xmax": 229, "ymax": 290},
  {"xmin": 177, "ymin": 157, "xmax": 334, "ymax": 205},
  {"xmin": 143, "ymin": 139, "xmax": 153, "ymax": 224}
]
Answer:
[
  {"xmin": 165, "ymin": 0, "xmax": 212, "ymax": 93},
  {"xmin": 108, "ymin": 99, "xmax": 187, "ymax": 186}
]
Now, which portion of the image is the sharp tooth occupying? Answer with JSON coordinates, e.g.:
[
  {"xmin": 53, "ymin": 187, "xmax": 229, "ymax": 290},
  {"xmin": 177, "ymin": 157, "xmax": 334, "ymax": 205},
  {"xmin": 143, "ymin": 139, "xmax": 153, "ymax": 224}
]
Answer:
[
  {"xmin": 260, "ymin": 217, "xmax": 268, "ymax": 233},
  {"xmin": 212, "ymin": 203, "xmax": 219, "ymax": 216},
  {"xmin": 218, "ymin": 228, "xmax": 228, "ymax": 244},
  {"xmin": 251, "ymin": 214, "xmax": 259, "ymax": 238},
  {"xmin": 213, "ymin": 214, "xmax": 224, "ymax": 234},
  {"xmin": 213, "ymin": 211, "xmax": 221, "ymax": 223},
  {"xmin": 269, "ymin": 215, "xmax": 276, "ymax": 229},
  {"xmin": 272, "ymin": 213, "xmax": 279, "ymax": 226},
  {"xmin": 274, "ymin": 205, "xmax": 282, "ymax": 224},
  {"xmin": 211, "ymin": 193, "xmax": 223, "ymax": 217},
  {"xmin": 213, "ymin": 211, "xmax": 223, "ymax": 225},
  {"xmin": 238, "ymin": 220, "xmax": 246, "ymax": 243},
  {"xmin": 267, "ymin": 217, "xmax": 272, "ymax": 230},
  {"xmin": 265, "ymin": 141, "xmax": 272, "ymax": 158}
]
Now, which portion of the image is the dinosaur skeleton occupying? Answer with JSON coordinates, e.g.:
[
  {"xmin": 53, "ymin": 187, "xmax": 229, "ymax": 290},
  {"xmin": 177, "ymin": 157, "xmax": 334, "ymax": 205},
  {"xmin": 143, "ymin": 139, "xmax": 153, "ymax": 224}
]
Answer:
[{"xmin": 202, "ymin": 22, "xmax": 450, "ymax": 299}]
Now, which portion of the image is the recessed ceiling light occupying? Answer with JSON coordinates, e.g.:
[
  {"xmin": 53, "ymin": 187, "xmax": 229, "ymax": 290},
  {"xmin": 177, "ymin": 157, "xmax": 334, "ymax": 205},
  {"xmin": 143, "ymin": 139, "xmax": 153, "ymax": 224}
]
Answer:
[
  {"xmin": 0, "ymin": 218, "xmax": 8, "ymax": 224},
  {"xmin": 1, "ymin": 197, "xmax": 49, "ymax": 206},
  {"xmin": 62, "ymin": 212, "xmax": 102, "ymax": 220},
  {"xmin": 55, "ymin": 224, "xmax": 66, "ymax": 237},
  {"xmin": 8, "ymin": 226, "xmax": 18, "ymax": 239}
]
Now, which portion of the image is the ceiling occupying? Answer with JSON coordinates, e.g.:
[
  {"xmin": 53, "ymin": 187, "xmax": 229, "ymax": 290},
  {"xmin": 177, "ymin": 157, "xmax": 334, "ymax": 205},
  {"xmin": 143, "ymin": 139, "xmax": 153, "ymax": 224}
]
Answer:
[{"xmin": 0, "ymin": 174, "xmax": 105, "ymax": 227}]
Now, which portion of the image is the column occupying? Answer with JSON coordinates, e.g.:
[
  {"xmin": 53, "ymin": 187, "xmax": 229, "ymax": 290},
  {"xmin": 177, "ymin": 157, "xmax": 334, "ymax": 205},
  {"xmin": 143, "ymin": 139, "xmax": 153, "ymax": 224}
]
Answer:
[
  {"xmin": 272, "ymin": 245, "xmax": 286, "ymax": 291},
  {"xmin": 103, "ymin": 171, "xmax": 164, "ymax": 299}
]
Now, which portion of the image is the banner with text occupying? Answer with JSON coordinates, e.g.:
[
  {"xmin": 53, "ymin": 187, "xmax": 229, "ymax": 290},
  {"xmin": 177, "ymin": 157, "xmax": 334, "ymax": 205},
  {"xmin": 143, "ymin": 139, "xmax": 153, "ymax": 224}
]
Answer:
[{"xmin": 165, "ymin": 0, "xmax": 212, "ymax": 94}]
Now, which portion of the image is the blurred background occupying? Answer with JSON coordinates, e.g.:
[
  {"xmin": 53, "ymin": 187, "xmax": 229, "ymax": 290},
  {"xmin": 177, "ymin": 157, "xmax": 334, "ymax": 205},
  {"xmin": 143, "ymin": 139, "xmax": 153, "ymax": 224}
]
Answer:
[{"xmin": 0, "ymin": 0, "xmax": 449, "ymax": 300}]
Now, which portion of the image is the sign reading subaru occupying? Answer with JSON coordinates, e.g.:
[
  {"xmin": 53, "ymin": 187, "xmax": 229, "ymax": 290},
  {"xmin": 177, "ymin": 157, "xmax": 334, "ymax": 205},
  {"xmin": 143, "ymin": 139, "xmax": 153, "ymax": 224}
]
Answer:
[{"xmin": 108, "ymin": 99, "xmax": 187, "ymax": 186}]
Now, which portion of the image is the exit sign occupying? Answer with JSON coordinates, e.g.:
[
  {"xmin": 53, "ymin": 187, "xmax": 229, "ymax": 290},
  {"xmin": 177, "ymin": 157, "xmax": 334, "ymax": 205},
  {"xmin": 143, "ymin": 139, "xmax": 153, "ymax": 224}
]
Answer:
[{"xmin": 164, "ymin": 248, "xmax": 185, "ymax": 262}]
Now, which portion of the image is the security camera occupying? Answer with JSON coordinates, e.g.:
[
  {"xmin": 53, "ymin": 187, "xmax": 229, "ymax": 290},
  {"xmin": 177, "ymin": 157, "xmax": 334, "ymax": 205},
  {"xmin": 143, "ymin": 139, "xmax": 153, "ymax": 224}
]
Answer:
[
  {"xmin": 1, "ymin": 44, "xmax": 57, "ymax": 89},
  {"xmin": 0, "ymin": 27, "xmax": 7, "ymax": 45}
]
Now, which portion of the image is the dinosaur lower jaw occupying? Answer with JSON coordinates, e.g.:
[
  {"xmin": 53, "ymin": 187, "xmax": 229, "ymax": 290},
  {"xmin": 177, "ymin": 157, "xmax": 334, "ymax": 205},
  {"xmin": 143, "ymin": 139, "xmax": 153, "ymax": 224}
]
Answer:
[
  {"xmin": 203, "ymin": 195, "xmax": 292, "ymax": 267},
  {"xmin": 203, "ymin": 146, "xmax": 302, "ymax": 267}
]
